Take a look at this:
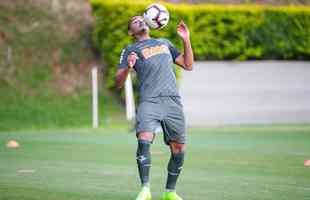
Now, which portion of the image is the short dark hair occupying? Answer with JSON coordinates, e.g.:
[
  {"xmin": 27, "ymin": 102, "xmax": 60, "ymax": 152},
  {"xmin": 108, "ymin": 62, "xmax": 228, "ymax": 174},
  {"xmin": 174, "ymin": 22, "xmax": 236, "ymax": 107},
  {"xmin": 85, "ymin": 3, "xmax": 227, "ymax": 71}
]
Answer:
[{"xmin": 128, "ymin": 18, "xmax": 132, "ymax": 31}]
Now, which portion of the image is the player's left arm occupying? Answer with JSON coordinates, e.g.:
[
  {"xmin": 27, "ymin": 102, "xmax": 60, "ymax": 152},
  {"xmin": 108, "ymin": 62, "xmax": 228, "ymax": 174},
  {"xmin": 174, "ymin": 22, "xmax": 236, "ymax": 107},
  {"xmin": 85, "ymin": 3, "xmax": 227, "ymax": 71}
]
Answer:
[{"xmin": 175, "ymin": 21, "xmax": 194, "ymax": 71}]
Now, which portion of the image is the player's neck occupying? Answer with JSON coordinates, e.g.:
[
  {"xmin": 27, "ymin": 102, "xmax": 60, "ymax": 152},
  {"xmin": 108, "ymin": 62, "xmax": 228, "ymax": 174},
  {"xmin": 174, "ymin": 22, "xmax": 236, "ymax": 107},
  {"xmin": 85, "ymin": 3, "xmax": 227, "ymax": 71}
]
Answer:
[{"xmin": 135, "ymin": 34, "xmax": 151, "ymax": 42}]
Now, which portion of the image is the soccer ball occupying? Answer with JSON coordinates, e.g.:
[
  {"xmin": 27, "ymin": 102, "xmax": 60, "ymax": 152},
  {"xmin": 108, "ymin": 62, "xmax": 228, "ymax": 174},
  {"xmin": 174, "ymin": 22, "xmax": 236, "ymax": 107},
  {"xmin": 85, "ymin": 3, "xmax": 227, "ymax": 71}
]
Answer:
[{"xmin": 143, "ymin": 3, "xmax": 170, "ymax": 29}]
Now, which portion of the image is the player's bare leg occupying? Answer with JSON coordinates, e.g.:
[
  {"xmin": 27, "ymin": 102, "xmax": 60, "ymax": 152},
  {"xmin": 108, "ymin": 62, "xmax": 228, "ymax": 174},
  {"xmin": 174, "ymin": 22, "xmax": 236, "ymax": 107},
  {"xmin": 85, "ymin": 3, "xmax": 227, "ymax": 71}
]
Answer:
[{"xmin": 135, "ymin": 132, "xmax": 154, "ymax": 200}]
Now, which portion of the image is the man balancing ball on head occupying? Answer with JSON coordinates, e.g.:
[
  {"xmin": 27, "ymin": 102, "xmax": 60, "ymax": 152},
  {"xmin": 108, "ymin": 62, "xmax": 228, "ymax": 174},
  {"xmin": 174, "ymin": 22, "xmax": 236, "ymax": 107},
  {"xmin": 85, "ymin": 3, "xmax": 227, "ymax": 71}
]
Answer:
[{"xmin": 116, "ymin": 15, "xmax": 193, "ymax": 200}]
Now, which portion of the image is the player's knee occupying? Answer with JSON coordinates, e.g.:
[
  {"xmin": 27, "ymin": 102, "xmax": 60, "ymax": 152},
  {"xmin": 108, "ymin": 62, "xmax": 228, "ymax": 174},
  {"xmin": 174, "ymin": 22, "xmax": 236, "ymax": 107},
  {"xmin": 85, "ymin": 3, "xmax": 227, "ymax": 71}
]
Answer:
[
  {"xmin": 137, "ymin": 132, "xmax": 154, "ymax": 142},
  {"xmin": 170, "ymin": 142, "xmax": 186, "ymax": 154}
]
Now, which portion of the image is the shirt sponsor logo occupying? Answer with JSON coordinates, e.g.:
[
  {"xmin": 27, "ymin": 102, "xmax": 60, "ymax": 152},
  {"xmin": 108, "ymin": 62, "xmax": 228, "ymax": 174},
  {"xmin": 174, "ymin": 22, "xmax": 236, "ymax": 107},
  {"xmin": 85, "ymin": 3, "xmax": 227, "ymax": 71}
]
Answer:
[{"xmin": 142, "ymin": 44, "xmax": 170, "ymax": 59}]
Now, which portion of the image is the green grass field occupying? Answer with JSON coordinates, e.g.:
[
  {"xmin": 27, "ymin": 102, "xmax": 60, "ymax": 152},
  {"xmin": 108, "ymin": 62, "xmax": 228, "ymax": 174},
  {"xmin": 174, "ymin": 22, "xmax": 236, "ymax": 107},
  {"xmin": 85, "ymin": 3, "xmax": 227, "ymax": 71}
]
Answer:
[{"xmin": 1, "ymin": 125, "xmax": 310, "ymax": 200}]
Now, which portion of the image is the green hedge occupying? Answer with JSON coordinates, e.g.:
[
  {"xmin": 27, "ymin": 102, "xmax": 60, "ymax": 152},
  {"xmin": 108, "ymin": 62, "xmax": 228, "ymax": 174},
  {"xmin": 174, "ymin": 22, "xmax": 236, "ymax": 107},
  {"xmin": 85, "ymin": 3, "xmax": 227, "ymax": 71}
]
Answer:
[{"xmin": 90, "ymin": 0, "xmax": 310, "ymax": 91}]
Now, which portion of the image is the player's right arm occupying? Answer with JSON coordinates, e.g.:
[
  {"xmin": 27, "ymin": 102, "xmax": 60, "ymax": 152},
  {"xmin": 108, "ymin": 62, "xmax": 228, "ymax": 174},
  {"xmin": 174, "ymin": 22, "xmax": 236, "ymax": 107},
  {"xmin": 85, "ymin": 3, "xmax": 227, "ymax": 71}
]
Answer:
[{"xmin": 116, "ymin": 48, "xmax": 138, "ymax": 89}]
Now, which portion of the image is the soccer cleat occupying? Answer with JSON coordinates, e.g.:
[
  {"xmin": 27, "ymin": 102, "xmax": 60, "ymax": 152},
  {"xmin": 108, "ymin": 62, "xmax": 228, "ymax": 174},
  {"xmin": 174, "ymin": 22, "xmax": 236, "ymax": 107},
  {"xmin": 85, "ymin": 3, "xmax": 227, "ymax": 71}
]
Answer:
[
  {"xmin": 135, "ymin": 186, "xmax": 152, "ymax": 200},
  {"xmin": 161, "ymin": 191, "xmax": 183, "ymax": 200}
]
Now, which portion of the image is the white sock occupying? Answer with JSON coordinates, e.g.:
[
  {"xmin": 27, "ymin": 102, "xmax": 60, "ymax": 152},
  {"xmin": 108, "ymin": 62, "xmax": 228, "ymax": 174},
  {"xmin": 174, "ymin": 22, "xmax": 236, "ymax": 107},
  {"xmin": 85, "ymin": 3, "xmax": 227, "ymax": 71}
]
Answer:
[{"xmin": 166, "ymin": 189, "xmax": 176, "ymax": 193}]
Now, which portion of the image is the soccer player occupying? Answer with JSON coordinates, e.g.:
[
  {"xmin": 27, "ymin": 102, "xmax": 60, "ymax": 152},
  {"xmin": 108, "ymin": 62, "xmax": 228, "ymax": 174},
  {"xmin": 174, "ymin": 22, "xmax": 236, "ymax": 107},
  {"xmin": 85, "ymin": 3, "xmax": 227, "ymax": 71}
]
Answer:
[{"xmin": 116, "ymin": 16, "xmax": 193, "ymax": 200}]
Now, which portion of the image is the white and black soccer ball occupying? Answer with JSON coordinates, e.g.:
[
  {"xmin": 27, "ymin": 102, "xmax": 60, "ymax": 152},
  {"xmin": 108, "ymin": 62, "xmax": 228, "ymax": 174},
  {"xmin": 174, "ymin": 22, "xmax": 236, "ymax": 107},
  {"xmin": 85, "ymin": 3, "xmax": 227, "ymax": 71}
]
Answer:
[{"xmin": 143, "ymin": 3, "xmax": 170, "ymax": 29}]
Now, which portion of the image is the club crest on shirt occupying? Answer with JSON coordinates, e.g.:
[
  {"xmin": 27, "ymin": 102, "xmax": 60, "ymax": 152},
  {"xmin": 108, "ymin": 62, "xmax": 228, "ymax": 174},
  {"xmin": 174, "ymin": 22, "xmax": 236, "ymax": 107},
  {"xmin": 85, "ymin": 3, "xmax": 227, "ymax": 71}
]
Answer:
[{"xmin": 142, "ymin": 44, "xmax": 170, "ymax": 59}]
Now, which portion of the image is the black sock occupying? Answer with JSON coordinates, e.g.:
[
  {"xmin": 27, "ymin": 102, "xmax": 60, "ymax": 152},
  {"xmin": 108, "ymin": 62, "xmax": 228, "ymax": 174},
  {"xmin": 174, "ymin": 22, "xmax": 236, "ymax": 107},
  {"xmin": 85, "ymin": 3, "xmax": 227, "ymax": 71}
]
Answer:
[
  {"xmin": 136, "ymin": 139, "xmax": 151, "ymax": 187},
  {"xmin": 166, "ymin": 152, "xmax": 185, "ymax": 191}
]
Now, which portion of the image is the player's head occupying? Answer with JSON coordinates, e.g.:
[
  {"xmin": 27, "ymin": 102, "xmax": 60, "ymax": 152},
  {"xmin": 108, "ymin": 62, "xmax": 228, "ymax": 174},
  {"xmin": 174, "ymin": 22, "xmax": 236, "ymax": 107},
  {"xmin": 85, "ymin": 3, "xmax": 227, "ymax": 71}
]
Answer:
[{"xmin": 128, "ymin": 16, "xmax": 149, "ymax": 38}]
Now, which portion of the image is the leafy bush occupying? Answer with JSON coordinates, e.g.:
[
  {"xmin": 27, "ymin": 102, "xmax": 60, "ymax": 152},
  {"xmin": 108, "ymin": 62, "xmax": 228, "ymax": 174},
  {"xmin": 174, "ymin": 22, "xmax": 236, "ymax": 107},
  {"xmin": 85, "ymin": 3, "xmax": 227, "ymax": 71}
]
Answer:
[{"xmin": 90, "ymin": 0, "xmax": 310, "ymax": 91}]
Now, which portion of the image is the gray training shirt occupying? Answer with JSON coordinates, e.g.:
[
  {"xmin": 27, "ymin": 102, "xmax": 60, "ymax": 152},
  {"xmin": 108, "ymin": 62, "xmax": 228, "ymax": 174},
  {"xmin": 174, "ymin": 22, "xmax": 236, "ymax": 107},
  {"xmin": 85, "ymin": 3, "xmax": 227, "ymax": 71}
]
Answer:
[{"xmin": 118, "ymin": 38, "xmax": 181, "ymax": 101}]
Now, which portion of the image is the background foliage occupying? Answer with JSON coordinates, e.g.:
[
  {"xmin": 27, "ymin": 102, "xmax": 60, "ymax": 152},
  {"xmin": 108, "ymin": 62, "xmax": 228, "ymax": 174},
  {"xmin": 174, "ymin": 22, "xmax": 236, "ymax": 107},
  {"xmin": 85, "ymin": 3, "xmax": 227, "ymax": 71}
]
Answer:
[{"xmin": 91, "ymin": 0, "xmax": 310, "ymax": 92}]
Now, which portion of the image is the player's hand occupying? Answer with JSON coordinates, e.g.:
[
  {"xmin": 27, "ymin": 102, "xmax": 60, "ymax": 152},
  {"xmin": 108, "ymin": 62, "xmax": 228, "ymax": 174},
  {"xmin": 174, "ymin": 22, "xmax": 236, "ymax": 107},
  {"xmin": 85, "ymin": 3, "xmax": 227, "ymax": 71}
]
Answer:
[
  {"xmin": 127, "ymin": 52, "xmax": 139, "ymax": 69},
  {"xmin": 177, "ymin": 20, "xmax": 190, "ymax": 40}
]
